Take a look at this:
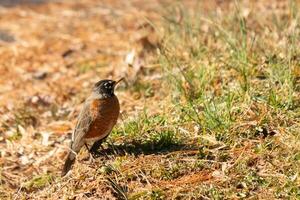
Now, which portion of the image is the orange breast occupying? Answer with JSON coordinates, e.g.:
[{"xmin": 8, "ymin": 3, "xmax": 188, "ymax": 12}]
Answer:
[{"xmin": 85, "ymin": 96, "xmax": 120, "ymax": 139}]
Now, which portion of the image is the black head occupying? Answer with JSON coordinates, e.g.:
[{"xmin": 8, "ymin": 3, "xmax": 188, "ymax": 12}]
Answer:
[{"xmin": 93, "ymin": 78, "xmax": 123, "ymax": 97}]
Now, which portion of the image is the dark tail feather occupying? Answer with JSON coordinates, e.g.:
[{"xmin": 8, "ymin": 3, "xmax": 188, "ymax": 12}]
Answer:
[{"xmin": 61, "ymin": 152, "xmax": 76, "ymax": 176}]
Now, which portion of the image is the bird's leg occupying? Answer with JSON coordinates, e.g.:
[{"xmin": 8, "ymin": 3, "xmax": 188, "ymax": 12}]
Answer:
[
  {"xmin": 84, "ymin": 143, "xmax": 90, "ymax": 151},
  {"xmin": 89, "ymin": 136, "xmax": 108, "ymax": 158},
  {"xmin": 84, "ymin": 143, "xmax": 96, "ymax": 163}
]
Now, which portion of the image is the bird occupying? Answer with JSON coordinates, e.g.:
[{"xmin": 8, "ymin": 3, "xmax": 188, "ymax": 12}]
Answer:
[{"xmin": 61, "ymin": 78, "xmax": 124, "ymax": 176}]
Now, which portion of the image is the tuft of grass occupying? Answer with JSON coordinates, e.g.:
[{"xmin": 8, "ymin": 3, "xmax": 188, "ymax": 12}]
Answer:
[
  {"xmin": 22, "ymin": 174, "xmax": 53, "ymax": 191},
  {"xmin": 129, "ymin": 189, "xmax": 165, "ymax": 200},
  {"xmin": 106, "ymin": 177, "xmax": 128, "ymax": 200},
  {"xmin": 7, "ymin": 130, "xmax": 22, "ymax": 141},
  {"xmin": 110, "ymin": 113, "xmax": 181, "ymax": 154}
]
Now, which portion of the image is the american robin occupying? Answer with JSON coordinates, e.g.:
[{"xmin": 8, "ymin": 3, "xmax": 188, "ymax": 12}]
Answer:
[{"xmin": 61, "ymin": 78, "xmax": 123, "ymax": 176}]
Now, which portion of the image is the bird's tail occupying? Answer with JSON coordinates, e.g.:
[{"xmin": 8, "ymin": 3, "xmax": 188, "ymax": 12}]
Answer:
[{"xmin": 61, "ymin": 151, "xmax": 76, "ymax": 176}]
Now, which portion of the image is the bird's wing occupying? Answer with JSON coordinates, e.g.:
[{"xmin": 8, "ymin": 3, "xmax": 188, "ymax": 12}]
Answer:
[{"xmin": 71, "ymin": 99, "xmax": 94, "ymax": 151}]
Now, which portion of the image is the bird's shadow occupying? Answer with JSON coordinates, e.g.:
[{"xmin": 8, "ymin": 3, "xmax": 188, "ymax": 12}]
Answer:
[{"xmin": 93, "ymin": 140, "xmax": 198, "ymax": 158}]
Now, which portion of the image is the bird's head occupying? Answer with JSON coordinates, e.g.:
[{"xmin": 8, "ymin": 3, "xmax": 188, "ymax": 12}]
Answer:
[{"xmin": 93, "ymin": 78, "xmax": 124, "ymax": 97}]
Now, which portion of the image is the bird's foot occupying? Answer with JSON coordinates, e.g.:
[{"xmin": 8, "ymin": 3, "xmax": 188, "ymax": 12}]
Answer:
[{"xmin": 89, "ymin": 154, "xmax": 96, "ymax": 163}]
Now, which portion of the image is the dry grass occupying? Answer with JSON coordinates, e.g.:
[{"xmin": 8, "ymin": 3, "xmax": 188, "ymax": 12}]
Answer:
[{"xmin": 0, "ymin": 0, "xmax": 300, "ymax": 199}]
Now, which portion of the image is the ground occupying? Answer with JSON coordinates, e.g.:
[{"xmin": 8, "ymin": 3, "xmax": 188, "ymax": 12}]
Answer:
[{"xmin": 0, "ymin": 0, "xmax": 300, "ymax": 199}]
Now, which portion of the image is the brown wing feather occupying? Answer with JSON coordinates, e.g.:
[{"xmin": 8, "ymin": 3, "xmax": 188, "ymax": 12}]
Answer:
[
  {"xmin": 71, "ymin": 99, "xmax": 94, "ymax": 152},
  {"xmin": 62, "ymin": 98, "xmax": 95, "ymax": 176}
]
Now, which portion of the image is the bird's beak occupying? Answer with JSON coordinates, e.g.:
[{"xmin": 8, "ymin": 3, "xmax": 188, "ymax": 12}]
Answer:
[{"xmin": 114, "ymin": 77, "xmax": 124, "ymax": 87}]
